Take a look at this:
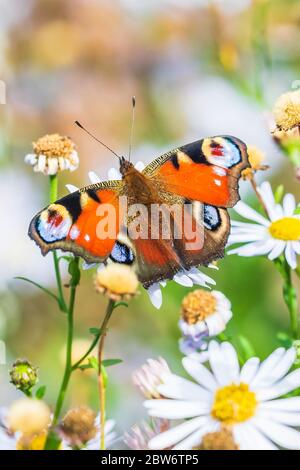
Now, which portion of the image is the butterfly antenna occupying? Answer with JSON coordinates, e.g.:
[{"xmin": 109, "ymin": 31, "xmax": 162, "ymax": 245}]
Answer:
[
  {"xmin": 75, "ymin": 120, "xmax": 121, "ymax": 161},
  {"xmin": 128, "ymin": 96, "xmax": 136, "ymax": 162}
]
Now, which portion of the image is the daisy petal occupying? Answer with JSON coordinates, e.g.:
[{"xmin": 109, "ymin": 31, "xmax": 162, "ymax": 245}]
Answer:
[
  {"xmin": 148, "ymin": 416, "xmax": 207, "ymax": 450},
  {"xmin": 256, "ymin": 347, "xmax": 296, "ymax": 387},
  {"xmin": 144, "ymin": 399, "xmax": 209, "ymax": 419},
  {"xmin": 172, "ymin": 421, "xmax": 218, "ymax": 450},
  {"xmin": 228, "ymin": 238, "xmax": 275, "ymax": 257},
  {"xmin": 285, "ymin": 242, "xmax": 297, "ymax": 269},
  {"xmin": 292, "ymin": 241, "xmax": 300, "ymax": 255},
  {"xmin": 268, "ymin": 240, "xmax": 285, "ymax": 260},
  {"xmin": 157, "ymin": 374, "xmax": 211, "ymax": 401},
  {"xmin": 182, "ymin": 357, "xmax": 218, "ymax": 392},
  {"xmin": 233, "ymin": 201, "xmax": 270, "ymax": 227},
  {"xmin": 107, "ymin": 167, "xmax": 121, "ymax": 180},
  {"xmin": 233, "ymin": 422, "xmax": 277, "ymax": 450},
  {"xmin": 147, "ymin": 283, "xmax": 162, "ymax": 309},
  {"xmin": 260, "ymin": 397, "xmax": 300, "ymax": 412},
  {"xmin": 208, "ymin": 341, "xmax": 231, "ymax": 386},
  {"xmin": 173, "ymin": 272, "xmax": 193, "ymax": 287},
  {"xmin": 257, "ymin": 368, "xmax": 300, "ymax": 401},
  {"xmin": 253, "ymin": 417, "xmax": 300, "ymax": 449},
  {"xmin": 65, "ymin": 184, "xmax": 79, "ymax": 193},
  {"xmin": 239, "ymin": 357, "xmax": 260, "ymax": 383},
  {"xmin": 134, "ymin": 161, "xmax": 145, "ymax": 172},
  {"xmin": 227, "ymin": 232, "xmax": 265, "ymax": 244},
  {"xmin": 257, "ymin": 409, "xmax": 300, "ymax": 426},
  {"xmin": 88, "ymin": 171, "xmax": 101, "ymax": 184},
  {"xmin": 257, "ymin": 181, "xmax": 277, "ymax": 221},
  {"xmin": 250, "ymin": 348, "xmax": 285, "ymax": 389},
  {"xmin": 220, "ymin": 342, "xmax": 240, "ymax": 383},
  {"xmin": 283, "ymin": 193, "xmax": 296, "ymax": 217}
]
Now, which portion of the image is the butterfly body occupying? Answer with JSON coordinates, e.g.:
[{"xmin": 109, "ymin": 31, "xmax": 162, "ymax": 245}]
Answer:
[{"xmin": 29, "ymin": 136, "xmax": 249, "ymax": 288}]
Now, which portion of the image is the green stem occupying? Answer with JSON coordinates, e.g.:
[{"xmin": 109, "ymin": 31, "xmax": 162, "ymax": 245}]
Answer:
[
  {"xmin": 274, "ymin": 258, "xmax": 299, "ymax": 339},
  {"xmin": 51, "ymin": 278, "xmax": 77, "ymax": 426},
  {"xmin": 49, "ymin": 175, "xmax": 68, "ymax": 313},
  {"xmin": 97, "ymin": 299, "xmax": 115, "ymax": 450}
]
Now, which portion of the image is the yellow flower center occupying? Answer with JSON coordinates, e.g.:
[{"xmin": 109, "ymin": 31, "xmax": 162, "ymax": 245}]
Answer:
[
  {"xmin": 269, "ymin": 217, "xmax": 300, "ymax": 241},
  {"xmin": 17, "ymin": 431, "xmax": 47, "ymax": 450},
  {"xmin": 211, "ymin": 383, "xmax": 257, "ymax": 425},
  {"xmin": 181, "ymin": 289, "xmax": 217, "ymax": 324}
]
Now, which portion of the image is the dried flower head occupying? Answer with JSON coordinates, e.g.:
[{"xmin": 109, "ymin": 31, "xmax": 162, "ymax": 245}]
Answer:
[
  {"xmin": 273, "ymin": 90, "xmax": 300, "ymax": 130},
  {"xmin": 242, "ymin": 145, "xmax": 269, "ymax": 180},
  {"xmin": 196, "ymin": 427, "xmax": 239, "ymax": 450},
  {"xmin": 60, "ymin": 406, "xmax": 97, "ymax": 448},
  {"xmin": 94, "ymin": 264, "xmax": 138, "ymax": 301},
  {"xmin": 7, "ymin": 398, "xmax": 51, "ymax": 436},
  {"xmin": 132, "ymin": 358, "xmax": 171, "ymax": 399},
  {"xmin": 9, "ymin": 359, "xmax": 38, "ymax": 393},
  {"xmin": 25, "ymin": 133, "xmax": 79, "ymax": 175}
]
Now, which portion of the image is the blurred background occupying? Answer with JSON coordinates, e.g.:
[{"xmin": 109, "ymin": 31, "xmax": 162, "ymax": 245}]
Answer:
[{"xmin": 1, "ymin": 0, "xmax": 300, "ymax": 434}]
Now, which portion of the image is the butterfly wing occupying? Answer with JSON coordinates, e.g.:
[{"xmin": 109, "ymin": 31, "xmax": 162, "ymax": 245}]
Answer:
[
  {"xmin": 143, "ymin": 135, "xmax": 249, "ymax": 207},
  {"xmin": 29, "ymin": 180, "xmax": 123, "ymax": 264}
]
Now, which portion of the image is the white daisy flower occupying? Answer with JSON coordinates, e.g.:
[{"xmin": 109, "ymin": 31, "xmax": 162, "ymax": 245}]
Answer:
[
  {"xmin": 179, "ymin": 289, "xmax": 232, "ymax": 355},
  {"xmin": 144, "ymin": 341, "xmax": 300, "ymax": 450},
  {"xmin": 66, "ymin": 165, "xmax": 217, "ymax": 309},
  {"xmin": 25, "ymin": 134, "xmax": 79, "ymax": 176},
  {"xmin": 132, "ymin": 357, "xmax": 172, "ymax": 399},
  {"xmin": 227, "ymin": 181, "xmax": 300, "ymax": 269},
  {"xmin": 124, "ymin": 419, "xmax": 170, "ymax": 450}
]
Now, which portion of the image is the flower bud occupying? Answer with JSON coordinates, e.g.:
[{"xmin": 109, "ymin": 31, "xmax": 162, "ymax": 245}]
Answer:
[{"xmin": 9, "ymin": 359, "xmax": 38, "ymax": 393}]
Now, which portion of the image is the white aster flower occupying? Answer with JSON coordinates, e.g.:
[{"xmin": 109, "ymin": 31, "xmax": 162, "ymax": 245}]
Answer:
[
  {"xmin": 66, "ymin": 165, "xmax": 217, "ymax": 309},
  {"xmin": 179, "ymin": 289, "xmax": 232, "ymax": 355},
  {"xmin": 124, "ymin": 419, "xmax": 170, "ymax": 450},
  {"xmin": 227, "ymin": 181, "xmax": 300, "ymax": 269},
  {"xmin": 25, "ymin": 134, "xmax": 79, "ymax": 176},
  {"xmin": 144, "ymin": 341, "xmax": 300, "ymax": 450},
  {"xmin": 132, "ymin": 357, "xmax": 172, "ymax": 399}
]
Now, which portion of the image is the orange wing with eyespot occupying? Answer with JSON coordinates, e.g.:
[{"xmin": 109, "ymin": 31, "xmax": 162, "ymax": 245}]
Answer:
[
  {"xmin": 143, "ymin": 135, "xmax": 249, "ymax": 208},
  {"xmin": 28, "ymin": 180, "xmax": 123, "ymax": 265}
]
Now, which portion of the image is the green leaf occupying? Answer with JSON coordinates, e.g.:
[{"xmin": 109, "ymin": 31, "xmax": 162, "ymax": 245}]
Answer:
[
  {"xmin": 239, "ymin": 335, "xmax": 255, "ymax": 360},
  {"xmin": 14, "ymin": 277, "xmax": 59, "ymax": 302},
  {"xmin": 77, "ymin": 364, "xmax": 93, "ymax": 371},
  {"xmin": 102, "ymin": 359, "xmax": 123, "ymax": 367},
  {"xmin": 88, "ymin": 356, "xmax": 99, "ymax": 370},
  {"xmin": 113, "ymin": 301, "xmax": 129, "ymax": 310},
  {"xmin": 294, "ymin": 206, "xmax": 300, "ymax": 215},
  {"xmin": 89, "ymin": 327, "xmax": 102, "ymax": 336},
  {"xmin": 35, "ymin": 385, "xmax": 46, "ymax": 399},
  {"xmin": 68, "ymin": 258, "xmax": 81, "ymax": 286}
]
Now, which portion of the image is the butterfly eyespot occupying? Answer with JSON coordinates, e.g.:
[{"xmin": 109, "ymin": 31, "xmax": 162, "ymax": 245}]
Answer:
[
  {"xmin": 202, "ymin": 137, "xmax": 242, "ymax": 169},
  {"xmin": 36, "ymin": 204, "xmax": 72, "ymax": 243},
  {"xmin": 203, "ymin": 205, "xmax": 221, "ymax": 231},
  {"xmin": 110, "ymin": 241, "xmax": 135, "ymax": 265}
]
